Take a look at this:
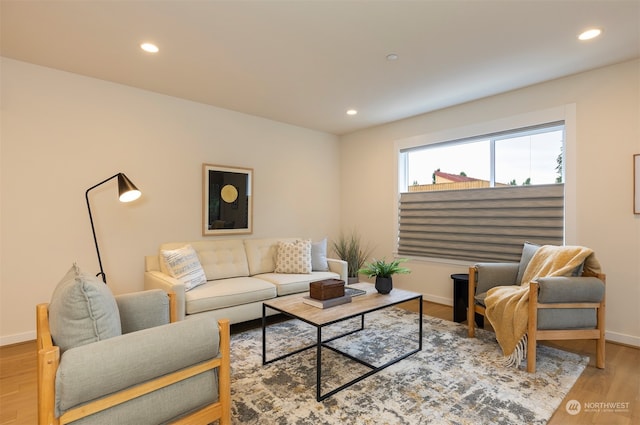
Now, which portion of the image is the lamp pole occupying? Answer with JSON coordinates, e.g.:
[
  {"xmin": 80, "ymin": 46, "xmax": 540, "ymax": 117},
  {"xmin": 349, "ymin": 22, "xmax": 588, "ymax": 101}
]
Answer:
[{"xmin": 85, "ymin": 173, "xmax": 141, "ymax": 283}]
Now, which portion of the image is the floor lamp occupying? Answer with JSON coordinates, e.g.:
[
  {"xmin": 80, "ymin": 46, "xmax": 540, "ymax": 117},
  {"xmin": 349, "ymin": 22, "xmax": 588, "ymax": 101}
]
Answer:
[{"xmin": 85, "ymin": 173, "xmax": 141, "ymax": 283}]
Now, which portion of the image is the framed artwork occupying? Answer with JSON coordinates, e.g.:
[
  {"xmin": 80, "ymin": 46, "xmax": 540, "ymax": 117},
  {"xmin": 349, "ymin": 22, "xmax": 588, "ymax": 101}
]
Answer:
[
  {"xmin": 635, "ymin": 154, "xmax": 640, "ymax": 214},
  {"xmin": 203, "ymin": 164, "xmax": 253, "ymax": 235}
]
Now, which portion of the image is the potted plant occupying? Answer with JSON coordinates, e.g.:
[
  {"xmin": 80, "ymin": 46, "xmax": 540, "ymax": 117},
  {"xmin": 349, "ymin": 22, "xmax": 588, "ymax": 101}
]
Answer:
[
  {"xmin": 331, "ymin": 231, "xmax": 373, "ymax": 284},
  {"xmin": 358, "ymin": 258, "xmax": 411, "ymax": 294}
]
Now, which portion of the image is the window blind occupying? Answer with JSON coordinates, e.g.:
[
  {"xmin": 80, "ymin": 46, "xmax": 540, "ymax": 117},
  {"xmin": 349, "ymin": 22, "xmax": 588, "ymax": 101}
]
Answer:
[{"xmin": 398, "ymin": 184, "xmax": 564, "ymax": 263}]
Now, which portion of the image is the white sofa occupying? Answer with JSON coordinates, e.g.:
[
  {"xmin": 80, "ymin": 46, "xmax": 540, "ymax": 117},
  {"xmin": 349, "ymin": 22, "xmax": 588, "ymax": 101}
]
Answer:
[{"xmin": 144, "ymin": 238, "xmax": 347, "ymax": 323}]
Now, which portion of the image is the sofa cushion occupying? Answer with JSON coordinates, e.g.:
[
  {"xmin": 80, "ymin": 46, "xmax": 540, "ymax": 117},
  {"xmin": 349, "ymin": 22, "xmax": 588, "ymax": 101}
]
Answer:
[
  {"xmin": 160, "ymin": 244, "xmax": 207, "ymax": 291},
  {"xmin": 185, "ymin": 277, "xmax": 277, "ymax": 314},
  {"xmin": 244, "ymin": 238, "xmax": 297, "ymax": 275},
  {"xmin": 256, "ymin": 271, "xmax": 340, "ymax": 296},
  {"xmin": 160, "ymin": 240, "xmax": 250, "ymax": 281},
  {"xmin": 48, "ymin": 264, "xmax": 121, "ymax": 353},
  {"xmin": 311, "ymin": 238, "xmax": 330, "ymax": 271},
  {"xmin": 275, "ymin": 239, "xmax": 312, "ymax": 274}
]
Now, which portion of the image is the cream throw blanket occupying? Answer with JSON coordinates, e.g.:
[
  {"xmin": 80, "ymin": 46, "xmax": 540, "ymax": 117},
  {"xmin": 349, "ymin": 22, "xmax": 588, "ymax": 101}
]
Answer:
[{"xmin": 484, "ymin": 245, "xmax": 602, "ymax": 367}]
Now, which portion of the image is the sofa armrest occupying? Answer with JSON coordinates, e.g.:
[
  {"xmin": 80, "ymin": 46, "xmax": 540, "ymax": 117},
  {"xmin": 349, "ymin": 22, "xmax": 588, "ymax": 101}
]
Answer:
[
  {"xmin": 473, "ymin": 262, "xmax": 519, "ymax": 295},
  {"xmin": 144, "ymin": 271, "xmax": 187, "ymax": 320},
  {"xmin": 534, "ymin": 276, "xmax": 605, "ymax": 303},
  {"xmin": 55, "ymin": 316, "xmax": 221, "ymax": 417},
  {"xmin": 115, "ymin": 289, "xmax": 170, "ymax": 334},
  {"xmin": 327, "ymin": 258, "xmax": 348, "ymax": 282}
]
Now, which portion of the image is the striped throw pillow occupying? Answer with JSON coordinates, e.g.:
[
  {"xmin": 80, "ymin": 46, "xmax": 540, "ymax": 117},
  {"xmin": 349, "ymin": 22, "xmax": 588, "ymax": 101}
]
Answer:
[{"xmin": 161, "ymin": 245, "xmax": 207, "ymax": 291}]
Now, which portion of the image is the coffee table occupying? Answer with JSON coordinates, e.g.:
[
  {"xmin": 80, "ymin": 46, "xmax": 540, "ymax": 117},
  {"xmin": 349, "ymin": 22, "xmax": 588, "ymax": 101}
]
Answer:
[{"xmin": 262, "ymin": 283, "xmax": 422, "ymax": 401}]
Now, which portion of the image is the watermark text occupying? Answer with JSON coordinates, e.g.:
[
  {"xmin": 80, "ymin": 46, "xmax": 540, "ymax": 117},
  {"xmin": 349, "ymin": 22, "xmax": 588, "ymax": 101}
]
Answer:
[{"xmin": 566, "ymin": 399, "xmax": 631, "ymax": 415}]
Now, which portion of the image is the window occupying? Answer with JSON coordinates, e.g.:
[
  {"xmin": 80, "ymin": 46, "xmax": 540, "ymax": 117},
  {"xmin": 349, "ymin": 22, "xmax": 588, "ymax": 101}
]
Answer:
[
  {"xmin": 402, "ymin": 123, "xmax": 564, "ymax": 189},
  {"xmin": 398, "ymin": 122, "xmax": 565, "ymax": 262}
]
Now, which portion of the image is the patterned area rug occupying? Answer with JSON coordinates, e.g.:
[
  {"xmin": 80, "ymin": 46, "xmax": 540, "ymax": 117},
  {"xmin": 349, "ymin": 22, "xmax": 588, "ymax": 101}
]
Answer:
[{"xmin": 230, "ymin": 308, "xmax": 587, "ymax": 424}]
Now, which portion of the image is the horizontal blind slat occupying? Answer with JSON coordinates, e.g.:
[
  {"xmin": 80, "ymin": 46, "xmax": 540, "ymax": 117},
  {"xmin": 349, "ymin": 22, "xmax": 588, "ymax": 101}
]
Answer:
[{"xmin": 398, "ymin": 184, "xmax": 564, "ymax": 262}]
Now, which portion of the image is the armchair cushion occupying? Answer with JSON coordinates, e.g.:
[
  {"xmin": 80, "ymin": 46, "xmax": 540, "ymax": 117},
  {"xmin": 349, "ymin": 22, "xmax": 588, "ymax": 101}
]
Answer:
[
  {"xmin": 56, "ymin": 316, "xmax": 221, "ymax": 417},
  {"xmin": 474, "ymin": 291, "xmax": 489, "ymax": 306},
  {"xmin": 474, "ymin": 262, "xmax": 519, "ymax": 295},
  {"xmin": 115, "ymin": 289, "xmax": 170, "ymax": 334},
  {"xmin": 536, "ymin": 276, "xmax": 605, "ymax": 303},
  {"xmin": 48, "ymin": 264, "xmax": 121, "ymax": 353},
  {"xmin": 68, "ymin": 371, "xmax": 217, "ymax": 425},
  {"xmin": 538, "ymin": 308, "xmax": 598, "ymax": 330},
  {"xmin": 516, "ymin": 241, "xmax": 540, "ymax": 284}
]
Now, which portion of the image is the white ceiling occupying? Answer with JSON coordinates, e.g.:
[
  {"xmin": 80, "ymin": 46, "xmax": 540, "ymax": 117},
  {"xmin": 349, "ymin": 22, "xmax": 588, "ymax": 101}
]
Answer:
[{"xmin": 2, "ymin": 1, "xmax": 639, "ymax": 135}]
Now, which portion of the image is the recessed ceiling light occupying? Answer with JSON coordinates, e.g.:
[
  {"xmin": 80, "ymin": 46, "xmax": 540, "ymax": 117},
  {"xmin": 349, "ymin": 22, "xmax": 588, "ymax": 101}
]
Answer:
[
  {"xmin": 140, "ymin": 42, "xmax": 159, "ymax": 53},
  {"xmin": 386, "ymin": 53, "xmax": 399, "ymax": 61},
  {"xmin": 346, "ymin": 109, "xmax": 358, "ymax": 116},
  {"xmin": 578, "ymin": 28, "xmax": 602, "ymax": 41}
]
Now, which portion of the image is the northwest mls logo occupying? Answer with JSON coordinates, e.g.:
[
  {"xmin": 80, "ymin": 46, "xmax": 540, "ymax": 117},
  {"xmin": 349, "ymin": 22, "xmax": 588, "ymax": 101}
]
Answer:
[{"xmin": 565, "ymin": 399, "xmax": 581, "ymax": 415}]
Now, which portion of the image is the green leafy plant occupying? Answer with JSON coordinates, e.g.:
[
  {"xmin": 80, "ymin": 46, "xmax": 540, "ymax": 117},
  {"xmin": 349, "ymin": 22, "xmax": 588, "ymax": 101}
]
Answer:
[
  {"xmin": 331, "ymin": 231, "xmax": 373, "ymax": 278},
  {"xmin": 358, "ymin": 258, "xmax": 411, "ymax": 278}
]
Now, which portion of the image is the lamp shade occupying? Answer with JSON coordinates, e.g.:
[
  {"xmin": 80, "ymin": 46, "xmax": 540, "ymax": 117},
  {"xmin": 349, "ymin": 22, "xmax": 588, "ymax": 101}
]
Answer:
[{"xmin": 118, "ymin": 173, "xmax": 141, "ymax": 202}]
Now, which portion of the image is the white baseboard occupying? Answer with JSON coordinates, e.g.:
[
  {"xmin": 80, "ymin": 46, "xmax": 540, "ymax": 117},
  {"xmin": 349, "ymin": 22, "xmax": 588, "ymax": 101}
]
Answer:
[
  {"xmin": 1, "ymin": 330, "xmax": 36, "ymax": 346},
  {"xmin": 605, "ymin": 330, "xmax": 640, "ymax": 348},
  {"xmin": 2, "ymin": 306, "xmax": 637, "ymax": 349},
  {"xmin": 422, "ymin": 294, "xmax": 453, "ymax": 307}
]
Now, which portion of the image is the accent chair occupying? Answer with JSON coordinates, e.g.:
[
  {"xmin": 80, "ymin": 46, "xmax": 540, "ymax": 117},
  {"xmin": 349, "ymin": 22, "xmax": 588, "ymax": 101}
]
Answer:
[
  {"xmin": 36, "ymin": 264, "xmax": 230, "ymax": 424},
  {"xmin": 467, "ymin": 243, "xmax": 606, "ymax": 373}
]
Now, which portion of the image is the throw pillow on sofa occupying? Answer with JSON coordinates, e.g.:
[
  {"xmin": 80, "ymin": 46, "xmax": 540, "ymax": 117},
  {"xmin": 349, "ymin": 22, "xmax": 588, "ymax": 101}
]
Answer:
[
  {"xmin": 275, "ymin": 239, "xmax": 312, "ymax": 274},
  {"xmin": 311, "ymin": 238, "xmax": 329, "ymax": 271},
  {"xmin": 48, "ymin": 263, "xmax": 122, "ymax": 353},
  {"xmin": 161, "ymin": 244, "xmax": 207, "ymax": 291}
]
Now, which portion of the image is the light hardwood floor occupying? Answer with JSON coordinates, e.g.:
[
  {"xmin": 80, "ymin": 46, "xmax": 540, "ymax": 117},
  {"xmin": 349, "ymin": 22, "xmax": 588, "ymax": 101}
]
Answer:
[{"xmin": 1, "ymin": 302, "xmax": 637, "ymax": 425}]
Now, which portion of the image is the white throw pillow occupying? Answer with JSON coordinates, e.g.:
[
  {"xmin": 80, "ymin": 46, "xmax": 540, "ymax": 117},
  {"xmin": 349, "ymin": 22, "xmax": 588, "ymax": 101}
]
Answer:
[
  {"xmin": 311, "ymin": 238, "xmax": 329, "ymax": 271},
  {"xmin": 275, "ymin": 239, "xmax": 312, "ymax": 274},
  {"xmin": 161, "ymin": 245, "xmax": 207, "ymax": 291}
]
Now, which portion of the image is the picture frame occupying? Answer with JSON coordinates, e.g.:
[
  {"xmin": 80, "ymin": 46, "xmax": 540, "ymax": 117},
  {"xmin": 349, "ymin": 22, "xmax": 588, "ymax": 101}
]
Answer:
[
  {"xmin": 203, "ymin": 164, "xmax": 253, "ymax": 235},
  {"xmin": 635, "ymin": 154, "xmax": 640, "ymax": 214}
]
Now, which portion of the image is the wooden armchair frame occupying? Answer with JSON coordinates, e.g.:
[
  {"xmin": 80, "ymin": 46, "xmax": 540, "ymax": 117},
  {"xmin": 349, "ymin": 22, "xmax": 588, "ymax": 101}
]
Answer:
[
  {"xmin": 36, "ymin": 293, "xmax": 231, "ymax": 425},
  {"xmin": 468, "ymin": 266, "xmax": 606, "ymax": 373}
]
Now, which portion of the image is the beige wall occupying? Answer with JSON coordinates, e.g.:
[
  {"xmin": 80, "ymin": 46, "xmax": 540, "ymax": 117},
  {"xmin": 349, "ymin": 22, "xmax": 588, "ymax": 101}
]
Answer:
[
  {"xmin": 0, "ymin": 58, "xmax": 341, "ymax": 344},
  {"xmin": 2, "ymin": 58, "xmax": 638, "ymax": 347},
  {"xmin": 339, "ymin": 59, "xmax": 640, "ymax": 346}
]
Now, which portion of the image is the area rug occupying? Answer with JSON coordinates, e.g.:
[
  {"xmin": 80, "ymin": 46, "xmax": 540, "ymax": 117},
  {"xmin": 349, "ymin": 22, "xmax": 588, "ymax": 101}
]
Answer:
[{"xmin": 230, "ymin": 308, "xmax": 587, "ymax": 424}]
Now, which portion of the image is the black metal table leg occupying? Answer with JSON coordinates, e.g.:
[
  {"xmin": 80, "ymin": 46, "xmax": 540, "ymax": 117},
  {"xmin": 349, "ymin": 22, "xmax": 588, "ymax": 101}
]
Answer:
[
  {"xmin": 263, "ymin": 294, "xmax": 423, "ymax": 401},
  {"xmin": 316, "ymin": 327, "xmax": 322, "ymax": 401},
  {"xmin": 262, "ymin": 303, "xmax": 267, "ymax": 365},
  {"xmin": 419, "ymin": 296, "xmax": 423, "ymax": 351}
]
